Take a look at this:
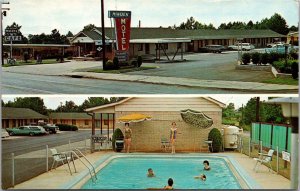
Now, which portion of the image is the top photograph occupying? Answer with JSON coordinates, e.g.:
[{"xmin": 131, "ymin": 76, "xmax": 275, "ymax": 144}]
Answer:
[{"xmin": 0, "ymin": 0, "xmax": 299, "ymax": 94}]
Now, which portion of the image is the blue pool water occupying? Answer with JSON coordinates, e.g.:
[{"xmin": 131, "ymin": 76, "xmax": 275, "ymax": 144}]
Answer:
[{"xmin": 81, "ymin": 156, "xmax": 242, "ymax": 189}]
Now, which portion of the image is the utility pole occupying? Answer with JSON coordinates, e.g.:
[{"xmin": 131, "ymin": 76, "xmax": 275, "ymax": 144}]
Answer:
[
  {"xmin": 256, "ymin": 97, "xmax": 260, "ymax": 122},
  {"xmin": 101, "ymin": 0, "xmax": 106, "ymax": 70},
  {"xmin": 1, "ymin": 0, "xmax": 10, "ymax": 65}
]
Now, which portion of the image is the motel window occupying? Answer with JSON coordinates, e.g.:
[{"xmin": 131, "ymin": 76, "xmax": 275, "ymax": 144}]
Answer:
[
  {"xmin": 85, "ymin": 120, "xmax": 89, "ymax": 125},
  {"xmin": 138, "ymin": 44, "xmax": 143, "ymax": 51},
  {"xmin": 104, "ymin": 120, "xmax": 109, "ymax": 126},
  {"xmin": 72, "ymin": 120, "xmax": 76, "ymax": 125}
]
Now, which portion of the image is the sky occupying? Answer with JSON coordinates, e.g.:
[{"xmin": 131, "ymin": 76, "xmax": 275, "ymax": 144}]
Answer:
[
  {"xmin": 2, "ymin": 95, "xmax": 293, "ymax": 110},
  {"xmin": 1, "ymin": 0, "xmax": 299, "ymax": 36}
]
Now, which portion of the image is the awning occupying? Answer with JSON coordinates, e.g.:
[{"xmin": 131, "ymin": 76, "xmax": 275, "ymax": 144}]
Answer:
[
  {"xmin": 117, "ymin": 113, "xmax": 152, "ymax": 123},
  {"xmin": 181, "ymin": 109, "xmax": 213, "ymax": 128}
]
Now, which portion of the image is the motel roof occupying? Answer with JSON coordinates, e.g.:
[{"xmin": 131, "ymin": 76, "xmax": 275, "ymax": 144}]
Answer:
[
  {"xmin": 3, "ymin": 44, "xmax": 72, "ymax": 48},
  {"xmin": 2, "ymin": 107, "xmax": 48, "ymax": 119},
  {"xmin": 49, "ymin": 112, "xmax": 114, "ymax": 120},
  {"xmin": 71, "ymin": 27, "xmax": 285, "ymax": 44}
]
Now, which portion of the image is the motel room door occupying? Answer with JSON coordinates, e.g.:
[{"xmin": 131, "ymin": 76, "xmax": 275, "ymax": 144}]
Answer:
[{"xmin": 145, "ymin": 44, "xmax": 150, "ymax": 54}]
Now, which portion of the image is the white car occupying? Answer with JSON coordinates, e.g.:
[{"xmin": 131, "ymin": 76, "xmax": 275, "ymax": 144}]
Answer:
[
  {"xmin": 228, "ymin": 43, "xmax": 255, "ymax": 51},
  {"xmin": 1, "ymin": 129, "xmax": 10, "ymax": 139}
]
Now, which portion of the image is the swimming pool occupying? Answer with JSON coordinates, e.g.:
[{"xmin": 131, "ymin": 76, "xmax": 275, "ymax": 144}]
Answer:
[{"xmin": 76, "ymin": 154, "xmax": 253, "ymax": 189}]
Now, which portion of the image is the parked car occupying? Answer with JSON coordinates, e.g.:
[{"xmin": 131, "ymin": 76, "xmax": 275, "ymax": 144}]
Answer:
[
  {"xmin": 1, "ymin": 129, "xmax": 10, "ymax": 139},
  {"xmin": 265, "ymin": 44, "xmax": 299, "ymax": 54},
  {"xmin": 43, "ymin": 124, "xmax": 60, "ymax": 134},
  {"xmin": 205, "ymin": 45, "xmax": 225, "ymax": 53},
  {"xmin": 6, "ymin": 126, "xmax": 48, "ymax": 136},
  {"xmin": 228, "ymin": 43, "xmax": 255, "ymax": 51},
  {"xmin": 266, "ymin": 41, "xmax": 285, "ymax": 48}
]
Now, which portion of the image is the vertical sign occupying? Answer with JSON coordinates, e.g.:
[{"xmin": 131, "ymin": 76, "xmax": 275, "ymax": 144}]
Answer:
[{"xmin": 108, "ymin": 11, "xmax": 131, "ymax": 62}]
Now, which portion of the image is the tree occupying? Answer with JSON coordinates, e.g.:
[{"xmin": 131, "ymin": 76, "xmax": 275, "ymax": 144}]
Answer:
[
  {"xmin": 79, "ymin": 97, "xmax": 125, "ymax": 111},
  {"xmin": 4, "ymin": 22, "xmax": 28, "ymax": 44},
  {"xmin": 55, "ymin": 101, "xmax": 80, "ymax": 112},
  {"xmin": 28, "ymin": 29, "xmax": 69, "ymax": 44},
  {"xmin": 289, "ymin": 25, "xmax": 298, "ymax": 32},
  {"xmin": 3, "ymin": 97, "xmax": 48, "ymax": 115},
  {"xmin": 175, "ymin": 17, "xmax": 216, "ymax": 30},
  {"xmin": 66, "ymin": 31, "xmax": 74, "ymax": 37},
  {"xmin": 83, "ymin": 24, "xmax": 96, "ymax": 31},
  {"xmin": 222, "ymin": 103, "xmax": 236, "ymax": 118},
  {"xmin": 267, "ymin": 13, "xmax": 289, "ymax": 35}
]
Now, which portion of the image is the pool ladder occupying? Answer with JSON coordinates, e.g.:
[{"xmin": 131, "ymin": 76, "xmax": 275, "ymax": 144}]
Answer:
[{"xmin": 70, "ymin": 148, "xmax": 98, "ymax": 183}]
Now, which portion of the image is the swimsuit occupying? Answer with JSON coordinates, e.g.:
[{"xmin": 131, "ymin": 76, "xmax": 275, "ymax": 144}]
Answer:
[
  {"xmin": 170, "ymin": 128, "xmax": 177, "ymax": 140},
  {"xmin": 125, "ymin": 128, "xmax": 132, "ymax": 139}
]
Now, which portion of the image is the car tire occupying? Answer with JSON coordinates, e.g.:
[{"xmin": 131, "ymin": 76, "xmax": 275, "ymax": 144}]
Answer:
[
  {"xmin": 29, "ymin": 132, "xmax": 34, "ymax": 136},
  {"xmin": 9, "ymin": 132, "xmax": 14, "ymax": 136}
]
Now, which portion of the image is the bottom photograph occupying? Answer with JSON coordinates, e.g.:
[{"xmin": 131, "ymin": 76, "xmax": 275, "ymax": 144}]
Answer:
[{"xmin": 1, "ymin": 95, "xmax": 298, "ymax": 190}]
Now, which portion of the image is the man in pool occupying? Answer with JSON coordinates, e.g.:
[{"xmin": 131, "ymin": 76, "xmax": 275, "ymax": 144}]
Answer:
[
  {"xmin": 164, "ymin": 178, "xmax": 174, "ymax": 189},
  {"xmin": 194, "ymin": 174, "xmax": 206, "ymax": 181},
  {"xmin": 147, "ymin": 168, "xmax": 155, "ymax": 177},
  {"xmin": 203, "ymin": 160, "xmax": 210, "ymax": 171}
]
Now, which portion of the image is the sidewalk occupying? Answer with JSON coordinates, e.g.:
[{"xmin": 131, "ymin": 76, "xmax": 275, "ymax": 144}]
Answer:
[{"xmin": 65, "ymin": 72, "xmax": 298, "ymax": 92}]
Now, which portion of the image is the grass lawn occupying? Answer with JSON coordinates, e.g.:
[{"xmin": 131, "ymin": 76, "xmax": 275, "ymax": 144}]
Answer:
[
  {"xmin": 262, "ymin": 78, "xmax": 298, "ymax": 85},
  {"xmin": 87, "ymin": 66, "xmax": 158, "ymax": 74},
  {"xmin": 3, "ymin": 59, "xmax": 67, "ymax": 67}
]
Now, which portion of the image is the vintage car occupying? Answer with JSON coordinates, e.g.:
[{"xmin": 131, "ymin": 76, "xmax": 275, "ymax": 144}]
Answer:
[
  {"xmin": 228, "ymin": 43, "xmax": 255, "ymax": 51},
  {"xmin": 6, "ymin": 126, "xmax": 48, "ymax": 136},
  {"xmin": 1, "ymin": 129, "xmax": 10, "ymax": 139},
  {"xmin": 265, "ymin": 44, "xmax": 299, "ymax": 54},
  {"xmin": 205, "ymin": 45, "xmax": 225, "ymax": 53}
]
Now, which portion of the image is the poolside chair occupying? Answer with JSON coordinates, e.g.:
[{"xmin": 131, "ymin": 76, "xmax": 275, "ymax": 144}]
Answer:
[
  {"xmin": 253, "ymin": 149, "xmax": 274, "ymax": 172},
  {"xmin": 50, "ymin": 148, "xmax": 71, "ymax": 170},
  {"xmin": 161, "ymin": 137, "xmax": 171, "ymax": 152}
]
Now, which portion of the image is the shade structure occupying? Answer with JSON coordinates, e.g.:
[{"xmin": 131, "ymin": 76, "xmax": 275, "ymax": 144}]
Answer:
[
  {"xmin": 181, "ymin": 109, "xmax": 213, "ymax": 128},
  {"xmin": 117, "ymin": 113, "xmax": 152, "ymax": 123}
]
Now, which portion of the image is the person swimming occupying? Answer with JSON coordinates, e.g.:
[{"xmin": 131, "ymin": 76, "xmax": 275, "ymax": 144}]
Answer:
[
  {"xmin": 147, "ymin": 168, "xmax": 155, "ymax": 177},
  {"xmin": 194, "ymin": 174, "xmax": 206, "ymax": 181},
  {"xmin": 203, "ymin": 160, "xmax": 210, "ymax": 171},
  {"xmin": 164, "ymin": 178, "xmax": 174, "ymax": 190}
]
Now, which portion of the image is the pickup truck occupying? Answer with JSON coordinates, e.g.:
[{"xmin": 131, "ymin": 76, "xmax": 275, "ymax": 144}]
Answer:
[{"xmin": 228, "ymin": 43, "xmax": 255, "ymax": 51}]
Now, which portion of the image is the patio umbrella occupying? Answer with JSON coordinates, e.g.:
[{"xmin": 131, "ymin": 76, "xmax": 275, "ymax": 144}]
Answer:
[
  {"xmin": 180, "ymin": 109, "xmax": 213, "ymax": 128},
  {"xmin": 117, "ymin": 113, "xmax": 152, "ymax": 123}
]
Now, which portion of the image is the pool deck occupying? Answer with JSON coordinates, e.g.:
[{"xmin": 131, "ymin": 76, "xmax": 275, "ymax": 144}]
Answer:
[{"xmin": 10, "ymin": 152, "xmax": 290, "ymax": 189}]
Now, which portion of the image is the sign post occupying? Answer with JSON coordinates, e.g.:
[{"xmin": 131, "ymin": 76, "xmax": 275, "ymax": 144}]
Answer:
[{"xmin": 108, "ymin": 10, "xmax": 131, "ymax": 62}]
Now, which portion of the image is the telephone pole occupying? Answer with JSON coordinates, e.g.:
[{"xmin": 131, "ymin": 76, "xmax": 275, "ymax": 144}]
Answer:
[{"xmin": 101, "ymin": 0, "xmax": 106, "ymax": 70}]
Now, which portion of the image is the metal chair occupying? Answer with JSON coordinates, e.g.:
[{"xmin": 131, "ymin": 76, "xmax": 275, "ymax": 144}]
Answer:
[
  {"xmin": 161, "ymin": 137, "xmax": 171, "ymax": 152},
  {"xmin": 50, "ymin": 148, "xmax": 71, "ymax": 170},
  {"xmin": 201, "ymin": 140, "xmax": 213, "ymax": 152},
  {"xmin": 253, "ymin": 149, "xmax": 274, "ymax": 172}
]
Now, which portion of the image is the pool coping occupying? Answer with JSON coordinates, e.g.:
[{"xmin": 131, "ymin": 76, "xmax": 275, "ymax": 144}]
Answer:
[{"xmin": 60, "ymin": 153, "xmax": 261, "ymax": 189}]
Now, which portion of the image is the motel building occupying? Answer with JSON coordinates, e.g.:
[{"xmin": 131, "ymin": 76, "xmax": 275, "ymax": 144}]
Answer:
[
  {"xmin": 85, "ymin": 97, "xmax": 225, "ymax": 152},
  {"xmin": 71, "ymin": 27, "xmax": 285, "ymax": 60}
]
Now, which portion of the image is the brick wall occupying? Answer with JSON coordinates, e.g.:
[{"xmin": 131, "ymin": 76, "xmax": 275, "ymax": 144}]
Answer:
[{"xmin": 115, "ymin": 111, "xmax": 222, "ymax": 152}]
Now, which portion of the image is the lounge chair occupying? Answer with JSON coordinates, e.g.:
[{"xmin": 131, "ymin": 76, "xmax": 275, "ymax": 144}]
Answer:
[
  {"xmin": 50, "ymin": 148, "xmax": 71, "ymax": 170},
  {"xmin": 161, "ymin": 137, "xmax": 171, "ymax": 152},
  {"xmin": 253, "ymin": 149, "xmax": 274, "ymax": 172}
]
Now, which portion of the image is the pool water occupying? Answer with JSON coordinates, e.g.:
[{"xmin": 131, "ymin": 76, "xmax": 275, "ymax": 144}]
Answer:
[{"xmin": 81, "ymin": 156, "xmax": 242, "ymax": 189}]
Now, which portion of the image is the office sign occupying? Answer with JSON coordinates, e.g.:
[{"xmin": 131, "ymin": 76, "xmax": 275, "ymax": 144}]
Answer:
[
  {"xmin": 5, "ymin": 27, "xmax": 21, "ymax": 42},
  {"xmin": 282, "ymin": 151, "xmax": 290, "ymax": 162},
  {"xmin": 108, "ymin": 10, "xmax": 131, "ymax": 61},
  {"xmin": 5, "ymin": 36, "xmax": 22, "ymax": 41}
]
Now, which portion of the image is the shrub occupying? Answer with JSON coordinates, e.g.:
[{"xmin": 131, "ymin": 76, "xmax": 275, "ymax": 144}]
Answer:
[
  {"xmin": 269, "ymin": 52, "xmax": 285, "ymax": 64},
  {"xmin": 112, "ymin": 128, "xmax": 124, "ymax": 152},
  {"xmin": 208, "ymin": 128, "xmax": 223, "ymax": 153},
  {"xmin": 290, "ymin": 51, "xmax": 299, "ymax": 60},
  {"xmin": 105, "ymin": 60, "xmax": 115, "ymax": 70},
  {"xmin": 137, "ymin": 56, "xmax": 143, "ymax": 67},
  {"xmin": 56, "ymin": 124, "xmax": 78, "ymax": 131},
  {"xmin": 242, "ymin": 53, "xmax": 251, "ymax": 65},
  {"xmin": 260, "ymin": 53, "xmax": 269, "ymax": 65},
  {"xmin": 113, "ymin": 57, "xmax": 119, "ymax": 69},
  {"xmin": 251, "ymin": 52, "xmax": 261, "ymax": 65},
  {"xmin": 291, "ymin": 61, "xmax": 299, "ymax": 79}
]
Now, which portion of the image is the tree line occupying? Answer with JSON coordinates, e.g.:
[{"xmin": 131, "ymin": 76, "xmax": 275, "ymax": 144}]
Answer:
[
  {"xmin": 2, "ymin": 97, "xmax": 126, "ymax": 115},
  {"xmin": 222, "ymin": 97, "xmax": 285, "ymax": 131},
  {"xmin": 171, "ymin": 13, "xmax": 298, "ymax": 35}
]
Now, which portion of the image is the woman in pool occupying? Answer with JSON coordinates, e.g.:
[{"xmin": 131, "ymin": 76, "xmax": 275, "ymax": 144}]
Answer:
[
  {"xmin": 203, "ymin": 160, "xmax": 211, "ymax": 171},
  {"xmin": 194, "ymin": 174, "xmax": 206, "ymax": 181},
  {"xmin": 170, "ymin": 122, "xmax": 177, "ymax": 154},
  {"xmin": 164, "ymin": 178, "xmax": 174, "ymax": 189},
  {"xmin": 124, "ymin": 123, "xmax": 132, "ymax": 153}
]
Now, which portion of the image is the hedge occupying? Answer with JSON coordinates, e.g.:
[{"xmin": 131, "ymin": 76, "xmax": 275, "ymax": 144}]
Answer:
[{"xmin": 56, "ymin": 124, "xmax": 78, "ymax": 131}]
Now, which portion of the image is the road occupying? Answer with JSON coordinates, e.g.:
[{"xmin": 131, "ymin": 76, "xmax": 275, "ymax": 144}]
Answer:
[
  {"xmin": 1, "ymin": 51, "xmax": 277, "ymax": 94},
  {"xmin": 1, "ymin": 72, "xmax": 248, "ymax": 94}
]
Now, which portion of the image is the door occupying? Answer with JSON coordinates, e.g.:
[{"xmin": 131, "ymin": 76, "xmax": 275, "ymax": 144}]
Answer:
[{"xmin": 145, "ymin": 44, "xmax": 150, "ymax": 54}]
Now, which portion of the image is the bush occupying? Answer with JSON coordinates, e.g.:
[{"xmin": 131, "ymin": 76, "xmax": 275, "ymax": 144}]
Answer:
[
  {"xmin": 260, "ymin": 53, "xmax": 269, "ymax": 65},
  {"xmin": 269, "ymin": 52, "xmax": 285, "ymax": 64},
  {"xmin": 113, "ymin": 57, "xmax": 119, "ymax": 69},
  {"xmin": 112, "ymin": 128, "xmax": 124, "ymax": 152},
  {"xmin": 291, "ymin": 61, "xmax": 299, "ymax": 79},
  {"xmin": 56, "ymin": 124, "xmax": 78, "ymax": 131},
  {"xmin": 242, "ymin": 53, "xmax": 251, "ymax": 65},
  {"xmin": 290, "ymin": 51, "xmax": 299, "ymax": 60},
  {"xmin": 251, "ymin": 52, "xmax": 261, "ymax": 65},
  {"xmin": 208, "ymin": 128, "xmax": 222, "ymax": 153},
  {"xmin": 105, "ymin": 60, "xmax": 115, "ymax": 70},
  {"xmin": 137, "ymin": 56, "xmax": 143, "ymax": 67}
]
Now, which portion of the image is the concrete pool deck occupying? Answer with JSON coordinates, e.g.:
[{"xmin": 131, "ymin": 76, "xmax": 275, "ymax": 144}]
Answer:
[{"xmin": 10, "ymin": 152, "xmax": 290, "ymax": 189}]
